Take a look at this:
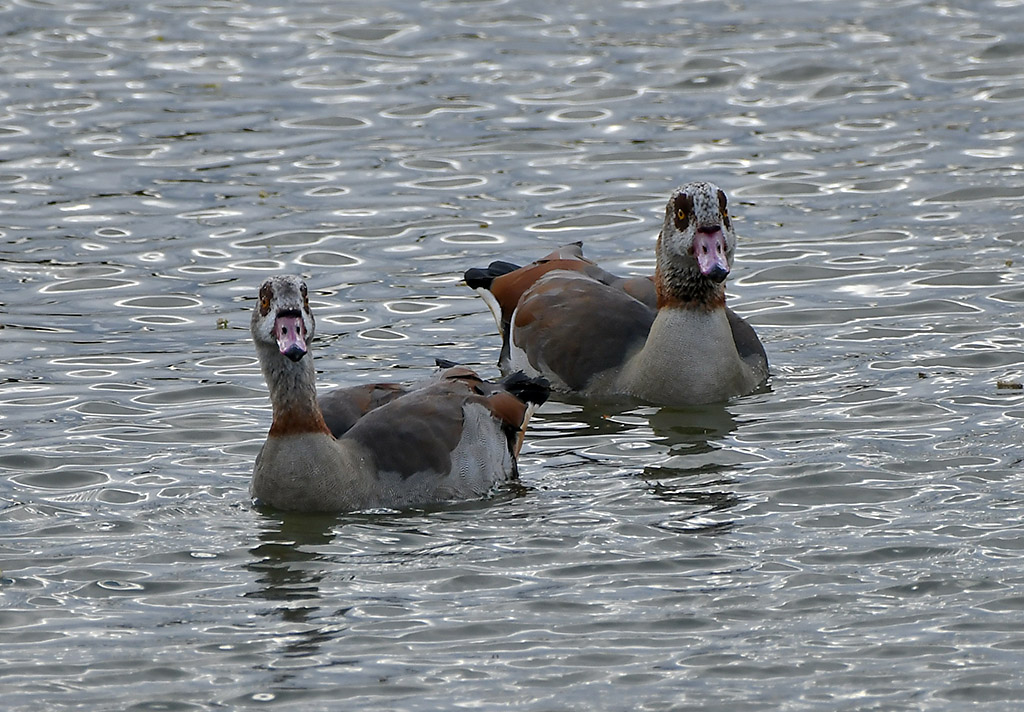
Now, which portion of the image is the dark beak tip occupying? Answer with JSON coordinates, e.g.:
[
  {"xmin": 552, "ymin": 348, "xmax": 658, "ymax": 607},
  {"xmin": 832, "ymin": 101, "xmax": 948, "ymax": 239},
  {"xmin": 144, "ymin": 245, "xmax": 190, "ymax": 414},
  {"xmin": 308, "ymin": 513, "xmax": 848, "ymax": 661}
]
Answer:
[
  {"xmin": 283, "ymin": 346, "xmax": 307, "ymax": 362},
  {"xmin": 708, "ymin": 266, "xmax": 730, "ymax": 283}
]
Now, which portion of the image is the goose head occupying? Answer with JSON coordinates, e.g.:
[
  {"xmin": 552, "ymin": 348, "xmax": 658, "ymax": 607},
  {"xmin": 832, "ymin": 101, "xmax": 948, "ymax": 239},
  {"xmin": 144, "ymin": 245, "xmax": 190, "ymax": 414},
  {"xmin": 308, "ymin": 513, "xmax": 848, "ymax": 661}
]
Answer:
[
  {"xmin": 251, "ymin": 275, "xmax": 315, "ymax": 362},
  {"xmin": 655, "ymin": 181, "xmax": 737, "ymax": 307}
]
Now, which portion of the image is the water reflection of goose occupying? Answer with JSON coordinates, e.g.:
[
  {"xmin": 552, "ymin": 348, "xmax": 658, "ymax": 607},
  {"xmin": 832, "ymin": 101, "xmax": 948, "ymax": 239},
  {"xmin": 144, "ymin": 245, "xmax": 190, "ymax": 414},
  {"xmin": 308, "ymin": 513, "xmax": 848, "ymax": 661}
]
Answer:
[
  {"xmin": 465, "ymin": 181, "xmax": 769, "ymax": 406},
  {"xmin": 528, "ymin": 399, "xmax": 741, "ymax": 464},
  {"xmin": 245, "ymin": 512, "xmax": 337, "ymax": 619},
  {"xmin": 248, "ymin": 275, "xmax": 548, "ymax": 513}
]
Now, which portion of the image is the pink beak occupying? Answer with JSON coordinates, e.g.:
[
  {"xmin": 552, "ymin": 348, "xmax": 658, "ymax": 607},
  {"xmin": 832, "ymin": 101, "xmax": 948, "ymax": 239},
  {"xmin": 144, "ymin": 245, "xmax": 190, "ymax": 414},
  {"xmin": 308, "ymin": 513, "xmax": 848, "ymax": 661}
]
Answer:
[
  {"xmin": 274, "ymin": 314, "xmax": 308, "ymax": 361},
  {"xmin": 694, "ymin": 228, "xmax": 730, "ymax": 283}
]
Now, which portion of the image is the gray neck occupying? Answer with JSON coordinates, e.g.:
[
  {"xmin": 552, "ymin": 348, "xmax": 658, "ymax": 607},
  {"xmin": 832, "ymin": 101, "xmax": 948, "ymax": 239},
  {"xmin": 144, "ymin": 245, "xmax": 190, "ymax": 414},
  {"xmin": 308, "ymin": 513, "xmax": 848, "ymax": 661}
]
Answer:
[
  {"xmin": 252, "ymin": 341, "xmax": 374, "ymax": 511},
  {"xmin": 257, "ymin": 341, "xmax": 320, "ymax": 418}
]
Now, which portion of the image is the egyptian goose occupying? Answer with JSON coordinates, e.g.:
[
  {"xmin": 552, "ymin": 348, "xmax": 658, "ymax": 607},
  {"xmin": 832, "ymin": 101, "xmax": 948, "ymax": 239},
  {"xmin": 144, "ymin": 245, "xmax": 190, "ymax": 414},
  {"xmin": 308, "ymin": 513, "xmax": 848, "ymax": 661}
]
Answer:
[
  {"xmin": 464, "ymin": 181, "xmax": 768, "ymax": 405},
  {"xmin": 249, "ymin": 275, "xmax": 549, "ymax": 512}
]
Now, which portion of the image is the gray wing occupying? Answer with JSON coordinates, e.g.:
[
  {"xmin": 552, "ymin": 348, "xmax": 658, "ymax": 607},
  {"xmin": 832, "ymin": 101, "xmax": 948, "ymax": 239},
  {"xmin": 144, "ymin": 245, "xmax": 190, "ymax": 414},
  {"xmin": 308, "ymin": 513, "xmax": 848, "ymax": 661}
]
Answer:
[
  {"xmin": 512, "ymin": 273, "xmax": 656, "ymax": 391},
  {"xmin": 342, "ymin": 385, "xmax": 465, "ymax": 480},
  {"xmin": 726, "ymin": 307, "xmax": 768, "ymax": 371},
  {"xmin": 317, "ymin": 383, "xmax": 408, "ymax": 438}
]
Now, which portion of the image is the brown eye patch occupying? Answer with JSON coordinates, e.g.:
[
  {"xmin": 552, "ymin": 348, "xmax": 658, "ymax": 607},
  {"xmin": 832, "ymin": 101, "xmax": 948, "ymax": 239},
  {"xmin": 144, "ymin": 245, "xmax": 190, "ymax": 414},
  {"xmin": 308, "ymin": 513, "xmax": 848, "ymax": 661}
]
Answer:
[
  {"xmin": 259, "ymin": 283, "xmax": 273, "ymax": 316},
  {"xmin": 717, "ymin": 189, "xmax": 732, "ymax": 230},
  {"xmin": 300, "ymin": 282, "xmax": 309, "ymax": 311},
  {"xmin": 673, "ymin": 193, "xmax": 693, "ymax": 230}
]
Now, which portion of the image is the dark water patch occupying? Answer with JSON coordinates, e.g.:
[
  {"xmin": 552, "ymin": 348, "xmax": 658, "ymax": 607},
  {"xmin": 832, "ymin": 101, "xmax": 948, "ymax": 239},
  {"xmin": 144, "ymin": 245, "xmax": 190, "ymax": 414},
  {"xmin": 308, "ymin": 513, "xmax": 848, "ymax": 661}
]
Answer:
[
  {"xmin": 924, "ymin": 185, "xmax": 1024, "ymax": 203},
  {"xmin": 659, "ymin": 72, "xmax": 740, "ymax": 92},
  {"xmin": 295, "ymin": 251, "xmax": 361, "ymax": 267},
  {"xmin": 0, "ymin": 454, "xmax": 58, "ymax": 471},
  {"xmin": 70, "ymin": 401, "xmax": 155, "ymax": 417},
  {"xmin": 232, "ymin": 231, "xmax": 331, "ymax": 250},
  {"xmin": 929, "ymin": 65, "xmax": 1024, "ymax": 82},
  {"xmin": 772, "ymin": 484, "xmax": 919, "ymax": 506},
  {"xmin": 887, "ymin": 456, "xmax": 998, "ymax": 475},
  {"xmin": 872, "ymin": 350, "xmax": 1024, "ymax": 371},
  {"xmin": 280, "ymin": 116, "xmax": 370, "ymax": 130},
  {"xmin": 979, "ymin": 86, "xmax": 1024, "ymax": 102},
  {"xmin": 990, "ymin": 288, "xmax": 1024, "ymax": 303},
  {"xmin": 133, "ymin": 384, "xmax": 260, "ymax": 406},
  {"xmin": 328, "ymin": 25, "xmax": 417, "ymax": 43},
  {"xmin": 292, "ymin": 75, "xmax": 376, "ymax": 90},
  {"xmin": 402, "ymin": 176, "xmax": 487, "ymax": 190},
  {"xmin": 581, "ymin": 149, "xmax": 693, "ymax": 164},
  {"xmin": 447, "ymin": 140, "xmax": 574, "ymax": 156},
  {"xmin": 97, "ymin": 489, "xmax": 147, "ymax": 504},
  {"xmin": 315, "ymin": 46, "xmax": 467, "ymax": 64},
  {"xmin": 381, "ymin": 101, "xmax": 493, "ymax": 118},
  {"xmin": 10, "ymin": 98, "xmax": 100, "ymax": 116},
  {"xmin": 117, "ymin": 296, "xmax": 203, "ymax": 309},
  {"xmin": 458, "ymin": 12, "xmax": 550, "ymax": 28},
  {"xmin": 976, "ymin": 41, "xmax": 1024, "ymax": 61},
  {"xmin": 39, "ymin": 278, "xmax": 136, "ymax": 293},
  {"xmin": 526, "ymin": 213, "xmax": 644, "ymax": 232},
  {"xmin": 108, "ymin": 429, "xmax": 253, "ymax": 445},
  {"xmin": 11, "ymin": 469, "xmax": 109, "ymax": 490},
  {"xmin": 756, "ymin": 299, "xmax": 982, "ymax": 327},
  {"xmin": 796, "ymin": 511, "xmax": 888, "ymax": 529},
  {"xmin": 744, "ymin": 264, "xmax": 897, "ymax": 284},
  {"xmin": 912, "ymin": 272, "xmax": 1005, "ymax": 287},
  {"xmin": 938, "ymin": 684, "xmax": 1024, "ymax": 703},
  {"xmin": 799, "ymin": 546, "xmax": 954, "ymax": 565},
  {"xmin": 762, "ymin": 63, "xmax": 849, "ymax": 84},
  {"xmin": 733, "ymin": 182, "xmax": 826, "ymax": 197},
  {"xmin": 812, "ymin": 81, "xmax": 905, "ymax": 100},
  {"xmin": 995, "ymin": 230, "xmax": 1024, "ymax": 244}
]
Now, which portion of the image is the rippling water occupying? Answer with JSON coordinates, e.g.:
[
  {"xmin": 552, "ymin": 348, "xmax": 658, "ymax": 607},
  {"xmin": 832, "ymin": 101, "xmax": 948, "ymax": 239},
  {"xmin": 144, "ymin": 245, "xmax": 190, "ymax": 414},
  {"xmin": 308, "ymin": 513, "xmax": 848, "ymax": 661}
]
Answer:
[{"xmin": 3, "ymin": 0, "xmax": 1024, "ymax": 709}]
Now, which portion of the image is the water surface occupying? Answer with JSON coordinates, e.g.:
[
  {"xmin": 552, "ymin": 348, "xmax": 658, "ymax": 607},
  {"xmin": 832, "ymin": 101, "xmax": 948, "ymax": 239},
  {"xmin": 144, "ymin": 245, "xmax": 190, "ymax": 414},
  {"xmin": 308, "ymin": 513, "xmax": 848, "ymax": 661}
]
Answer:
[{"xmin": 2, "ymin": 0, "xmax": 1024, "ymax": 709}]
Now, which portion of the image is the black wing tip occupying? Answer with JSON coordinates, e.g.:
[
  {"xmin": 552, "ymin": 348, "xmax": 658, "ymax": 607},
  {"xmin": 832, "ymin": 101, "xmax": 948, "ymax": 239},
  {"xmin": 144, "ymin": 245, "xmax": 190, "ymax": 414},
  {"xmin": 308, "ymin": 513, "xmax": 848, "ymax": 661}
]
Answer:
[
  {"xmin": 464, "ymin": 260, "xmax": 522, "ymax": 290},
  {"xmin": 463, "ymin": 268, "xmax": 492, "ymax": 290},
  {"xmin": 501, "ymin": 371, "xmax": 551, "ymax": 406},
  {"xmin": 434, "ymin": 359, "xmax": 549, "ymax": 405}
]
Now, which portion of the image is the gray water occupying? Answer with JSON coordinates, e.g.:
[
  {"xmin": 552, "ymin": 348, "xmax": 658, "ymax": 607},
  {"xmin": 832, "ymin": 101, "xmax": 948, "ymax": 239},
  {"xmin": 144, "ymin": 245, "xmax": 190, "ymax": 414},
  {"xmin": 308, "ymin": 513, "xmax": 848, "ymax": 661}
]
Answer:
[{"xmin": 2, "ymin": 0, "xmax": 1024, "ymax": 709}]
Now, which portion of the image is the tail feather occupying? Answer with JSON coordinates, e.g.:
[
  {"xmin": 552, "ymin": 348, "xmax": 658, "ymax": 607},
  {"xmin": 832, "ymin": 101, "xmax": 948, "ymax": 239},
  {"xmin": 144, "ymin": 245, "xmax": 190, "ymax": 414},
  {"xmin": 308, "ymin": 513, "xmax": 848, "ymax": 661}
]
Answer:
[
  {"xmin": 499, "ymin": 371, "xmax": 549, "ymax": 458},
  {"xmin": 433, "ymin": 360, "xmax": 549, "ymax": 408},
  {"xmin": 500, "ymin": 371, "xmax": 550, "ymax": 407},
  {"xmin": 464, "ymin": 260, "xmax": 522, "ymax": 290}
]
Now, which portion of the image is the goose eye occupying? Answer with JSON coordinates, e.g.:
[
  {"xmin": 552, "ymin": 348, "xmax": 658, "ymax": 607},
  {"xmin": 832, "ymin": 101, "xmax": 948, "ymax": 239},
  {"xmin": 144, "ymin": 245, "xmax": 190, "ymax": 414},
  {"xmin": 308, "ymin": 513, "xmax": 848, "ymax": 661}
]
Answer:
[
  {"xmin": 300, "ymin": 283, "xmax": 309, "ymax": 310},
  {"xmin": 673, "ymin": 194, "xmax": 692, "ymax": 230}
]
